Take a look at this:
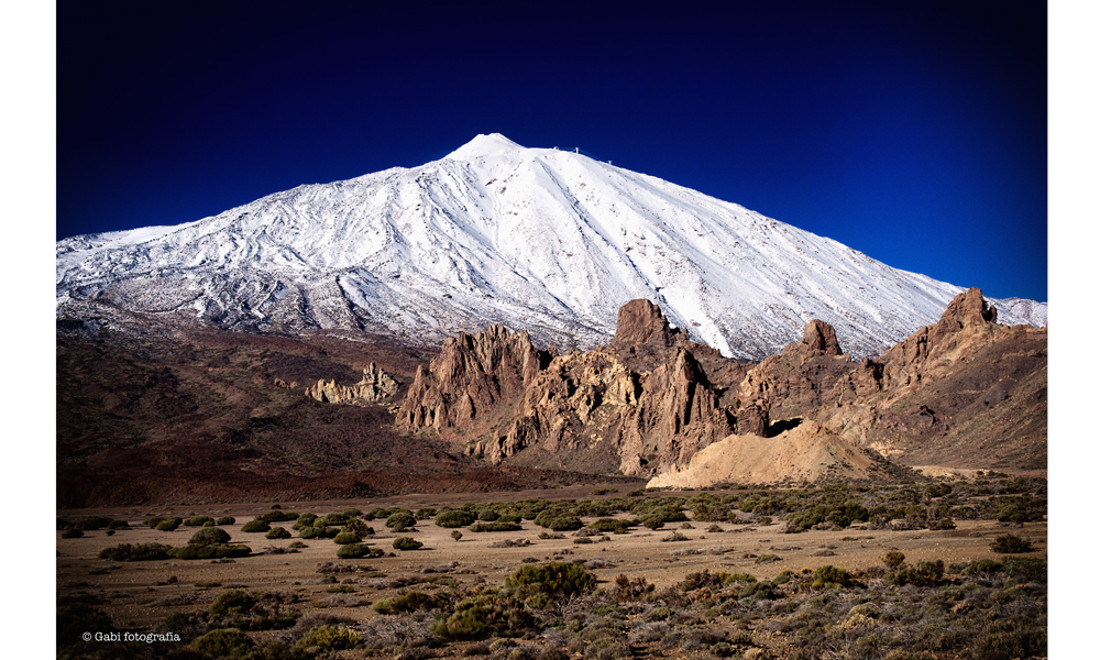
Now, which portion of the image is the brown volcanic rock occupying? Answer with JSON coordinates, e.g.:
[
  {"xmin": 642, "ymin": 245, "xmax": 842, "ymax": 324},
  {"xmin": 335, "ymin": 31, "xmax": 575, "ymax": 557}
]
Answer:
[
  {"xmin": 610, "ymin": 298, "xmax": 682, "ymax": 350},
  {"xmin": 400, "ymin": 324, "xmax": 553, "ymax": 433},
  {"xmin": 735, "ymin": 318, "xmax": 853, "ymax": 419},
  {"xmin": 305, "ymin": 362, "xmax": 399, "ymax": 405},
  {"xmin": 404, "ymin": 301, "xmax": 756, "ymax": 476},
  {"xmin": 816, "ymin": 288, "xmax": 1046, "ymax": 471}
]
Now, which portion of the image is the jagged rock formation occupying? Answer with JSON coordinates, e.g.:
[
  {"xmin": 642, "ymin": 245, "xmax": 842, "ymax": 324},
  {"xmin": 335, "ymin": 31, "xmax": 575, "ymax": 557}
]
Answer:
[
  {"xmin": 401, "ymin": 299, "xmax": 758, "ymax": 475},
  {"xmin": 402, "ymin": 288, "xmax": 1045, "ymax": 483},
  {"xmin": 306, "ymin": 362, "xmax": 399, "ymax": 405},
  {"xmin": 738, "ymin": 288, "xmax": 1046, "ymax": 473}
]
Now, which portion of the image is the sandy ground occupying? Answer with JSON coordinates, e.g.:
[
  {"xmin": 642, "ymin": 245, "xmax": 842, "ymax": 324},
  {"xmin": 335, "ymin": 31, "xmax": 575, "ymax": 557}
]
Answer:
[{"xmin": 57, "ymin": 488, "xmax": 1047, "ymax": 634}]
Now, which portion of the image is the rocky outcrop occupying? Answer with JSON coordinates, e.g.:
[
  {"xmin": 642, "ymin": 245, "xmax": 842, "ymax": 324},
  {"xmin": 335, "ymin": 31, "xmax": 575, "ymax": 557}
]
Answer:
[
  {"xmin": 610, "ymin": 299, "xmax": 683, "ymax": 351},
  {"xmin": 401, "ymin": 290, "xmax": 1046, "ymax": 481},
  {"xmin": 735, "ymin": 318, "xmax": 853, "ymax": 419},
  {"xmin": 306, "ymin": 362, "xmax": 399, "ymax": 405},
  {"xmin": 400, "ymin": 324, "xmax": 552, "ymax": 432},
  {"xmin": 402, "ymin": 300, "xmax": 761, "ymax": 476}
]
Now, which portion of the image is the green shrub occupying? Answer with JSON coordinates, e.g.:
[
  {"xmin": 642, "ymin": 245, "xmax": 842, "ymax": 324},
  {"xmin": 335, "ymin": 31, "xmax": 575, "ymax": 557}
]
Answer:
[
  {"xmin": 589, "ymin": 518, "xmax": 631, "ymax": 533},
  {"xmin": 452, "ymin": 530, "xmax": 463, "ymax": 542},
  {"xmin": 156, "ymin": 517, "xmax": 182, "ymax": 532},
  {"xmin": 300, "ymin": 526, "xmax": 339, "ymax": 540},
  {"xmin": 188, "ymin": 527, "xmax": 231, "ymax": 546},
  {"xmin": 184, "ymin": 515, "xmax": 214, "ymax": 527},
  {"xmin": 108, "ymin": 519, "xmax": 130, "ymax": 530},
  {"xmin": 144, "ymin": 516, "xmax": 166, "ymax": 529},
  {"xmin": 265, "ymin": 527, "xmax": 292, "ymax": 540},
  {"xmin": 435, "ymin": 509, "xmax": 477, "ymax": 528},
  {"xmin": 240, "ymin": 519, "xmax": 271, "ymax": 533},
  {"xmin": 811, "ymin": 565, "xmax": 853, "ymax": 589},
  {"xmin": 503, "ymin": 562, "xmax": 596, "ymax": 600},
  {"xmin": 992, "ymin": 534, "xmax": 1034, "ymax": 554},
  {"xmin": 215, "ymin": 516, "xmax": 236, "ymax": 526},
  {"xmin": 260, "ymin": 510, "xmax": 299, "ymax": 523},
  {"xmin": 890, "ymin": 559, "xmax": 944, "ymax": 586},
  {"xmin": 333, "ymin": 530, "xmax": 361, "ymax": 545},
  {"xmin": 209, "ymin": 590, "xmax": 256, "ymax": 617},
  {"xmin": 477, "ymin": 507, "xmax": 502, "ymax": 521},
  {"xmin": 61, "ymin": 528, "xmax": 83, "ymax": 538},
  {"xmin": 470, "ymin": 521, "xmax": 522, "ymax": 532},
  {"xmin": 292, "ymin": 513, "xmax": 317, "ymax": 529},
  {"xmin": 392, "ymin": 537, "xmax": 424, "ymax": 551},
  {"xmin": 188, "ymin": 628, "xmax": 255, "ymax": 658},
  {"xmin": 340, "ymin": 507, "xmax": 362, "ymax": 518},
  {"xmin": 534, "ymin": 513, "xmax": 582, "ymax": 531},
  {"xmin": 294, "ymin": 624, "xmax": 361, "ymax": 652},
  {"xmin": 336, "ymin": 543, "xmax": 382, "ymax": 559},
  {"xmin": 430, "ymin": 591, "xmax": 535, "ymax": 640},
  {"xmin": 97, "ymin": 543, "xmax": 172, "ymax": 561},
  {"xmin": 74, "ymin": 515, "xmax": 114, "ymax": 530},
  {"xmin": 385, "ymin": 510, "xmax": 416, "ymax": 530},
  {"xmin": 882, "ymin": 549, "xmax": 906, "ymax": 570},
  {"xmin": 372, "ymin": 590, "xmax": 438, "ymax": 614},
  {"xmin": 168, "ymin": 544, "xmax": 251, "ymax": 560}
]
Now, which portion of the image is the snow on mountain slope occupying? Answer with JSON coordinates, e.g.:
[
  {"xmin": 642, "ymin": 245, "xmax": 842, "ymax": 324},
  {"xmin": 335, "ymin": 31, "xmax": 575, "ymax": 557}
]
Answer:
[{"xmin": 56, "ymin": 133, "xmax": 1047, "ymax": 359}]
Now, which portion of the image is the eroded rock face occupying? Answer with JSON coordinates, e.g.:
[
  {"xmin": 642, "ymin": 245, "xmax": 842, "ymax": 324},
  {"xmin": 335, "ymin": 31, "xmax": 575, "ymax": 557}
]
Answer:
[
  {"xmin": 610, "ymin": 298, "xmax": 682, "ymax": 350},
  {"xmin": 306, "ymin": 362, "xmax": 399, "ymax": 405},
  {"xmin": 400, "ymin": 324, "xmax": 552, "ymax": 431},
  {"xmin": 735, "ymin": 318, "xmax": 852, "ymax": 419},
  {"xmin": 402, "ymin": 300, "xmax": 759, "ymax": 476}
]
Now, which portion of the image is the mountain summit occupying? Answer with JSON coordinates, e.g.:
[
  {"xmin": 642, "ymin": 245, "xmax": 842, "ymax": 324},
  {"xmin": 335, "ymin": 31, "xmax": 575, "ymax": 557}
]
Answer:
[{"xmin": 56, "ymin": 134, "xmax": 1046, "ymax": 359}]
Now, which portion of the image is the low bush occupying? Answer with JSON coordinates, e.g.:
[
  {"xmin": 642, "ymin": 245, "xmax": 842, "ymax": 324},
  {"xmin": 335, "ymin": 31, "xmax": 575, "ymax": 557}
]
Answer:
[
  {"xmin": 215, "ymin": 516, "xmax": 235, "ymax": 526},
  {"xmin": 336, "ymin": 543, "xmax": 383, "ymax": 559},
  {"xmin": 882, "ymin": 549, "xmax": 906, "ymax": 570},
  {"xmin": 589, "ymin": 518, "xmax": 632, "ymax": 533},
  {"xmin": 436, "ymin": 509, "xmax": 477, "ymax": 528},
  {"xmin": 502, "ymin": 561, "xmax": 596, "ymax": 600},
  {"xmin": 97, "ymin": 543, "xmax": 173, "ymax": 561},
  {"xmin": 393, "ymin": 537, "xmax": 424, "ymax": 551},
  {"xmin": 156, "ymin": 517, "xmax": 182, "ymax": 532},
  {"xmin": 300, "ymin": 526, "xmax": 340, "ymax": 540},
  {"xmin": 184, "ymin": 515, "xmax": 214, "ymax": 527},
  {"xmin": 294, "ymin": 624, "xmax": 361, "ymax": 653},
  {"xmin": 188, "ymin": 527, "xmax": 231, "ymax": 546},
  {"xmin": 811, "ymin": 565, "xmax": 853, "ymax": 589},
  {"xmin": 470, "ymin": 521, "xmax": 522, "ymax": 532},
  {"xmin": 240, "ymin": 519, "xmax": 271, "ymax": 533},
  {"xmin": 333, "ymin": 530, "xmax": 361, "ymax": 544},
  {"xmin": 260, "ymin": 510, "xmax": 299, "ymax": 523},
  {"xmin": 61, "ymin": 528, "xmax": 83, "ymax": 538},
  {"xmin": 534, "ymin": 513, "xmax": 582, "ymax": 531},
  {"xmin": 372, "ymin": 590, "xmax": 439, "ymax": 614},
  {"xmin": 890, "ymin": 560, "xmax": 944, "ymax": 587},
  {"xmin": 430, "ymin": 591, "xmax": 535, "ymax": 640},
  {"xmin": 265, "ymin": 527, "xmax": 292, "ymax": 540},
  {"xmin": 992, "ymin": 534, "xmax": 1035, "ymax": 554},
  {"xmin": 188, "ymin": 628, "xmax": 255, "ymax": 658},
  {"xmin": 386, "ymin": 510, "xmax": 417, "ymax": 531},
  {"xmin": 168, "ymin": 544, "xmax": 251, "ymax": 560}
]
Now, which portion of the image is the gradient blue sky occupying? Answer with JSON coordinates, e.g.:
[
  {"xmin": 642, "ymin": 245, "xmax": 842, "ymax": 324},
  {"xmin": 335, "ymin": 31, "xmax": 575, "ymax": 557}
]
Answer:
[{"xmin": 56, "ymin": 0, "xmax": 1047, "ymax": 302}]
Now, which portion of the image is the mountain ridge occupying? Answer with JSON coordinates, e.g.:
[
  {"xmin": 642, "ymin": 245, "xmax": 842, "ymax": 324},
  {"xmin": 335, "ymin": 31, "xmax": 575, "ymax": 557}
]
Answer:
[{"xmin": 56, "ymin": 133, "xmax": 1046, "ymax": 359}]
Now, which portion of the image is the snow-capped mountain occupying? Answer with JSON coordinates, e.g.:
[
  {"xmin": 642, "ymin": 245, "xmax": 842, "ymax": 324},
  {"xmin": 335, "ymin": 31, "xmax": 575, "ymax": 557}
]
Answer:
[{"xmin": 56, "ymin": 133, "xmax": 1046, "ymax": 359}]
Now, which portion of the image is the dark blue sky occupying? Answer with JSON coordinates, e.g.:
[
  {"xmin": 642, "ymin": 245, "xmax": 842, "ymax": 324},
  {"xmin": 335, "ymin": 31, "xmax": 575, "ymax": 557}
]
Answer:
[{"xmin": 56, "ymin": 0, "xmax": 1047, "ymax": 301}]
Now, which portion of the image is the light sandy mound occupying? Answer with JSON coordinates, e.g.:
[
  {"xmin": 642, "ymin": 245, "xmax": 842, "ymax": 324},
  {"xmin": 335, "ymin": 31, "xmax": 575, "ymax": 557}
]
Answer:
[{"xmin": 647, "ymin": 420, "xmax": 884, "ymax": 488}]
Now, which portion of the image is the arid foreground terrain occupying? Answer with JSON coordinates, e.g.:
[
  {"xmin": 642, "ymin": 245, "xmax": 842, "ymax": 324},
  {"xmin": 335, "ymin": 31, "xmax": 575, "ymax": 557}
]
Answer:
[
  {"xmin": 58, "ymin": 476, "xmax": 1046, "ymax": 660},
  {"xmin": 57, "ymin": 289, "xmax": 1047, "ymax": 658}
]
